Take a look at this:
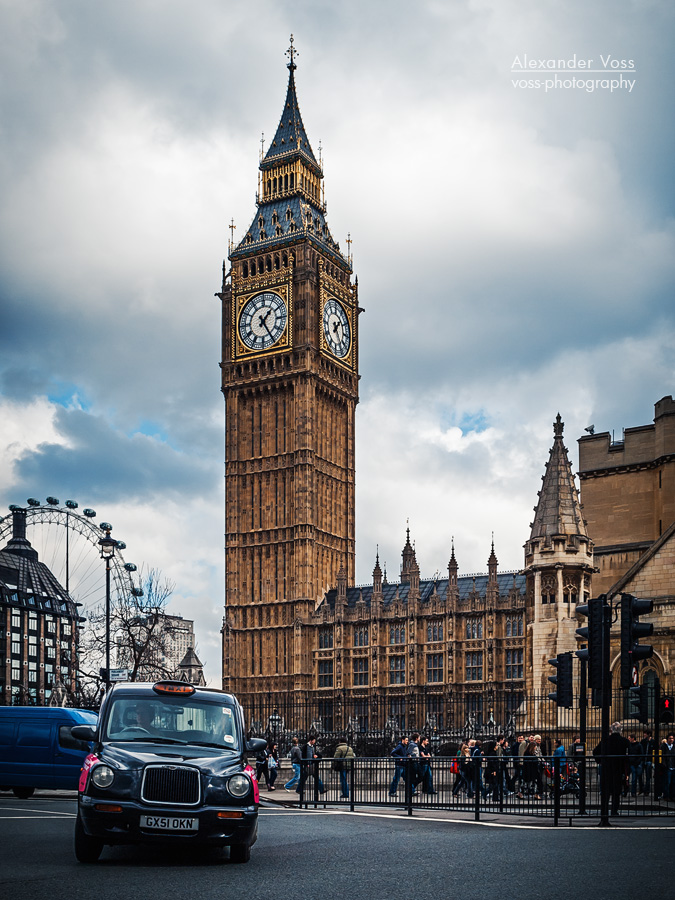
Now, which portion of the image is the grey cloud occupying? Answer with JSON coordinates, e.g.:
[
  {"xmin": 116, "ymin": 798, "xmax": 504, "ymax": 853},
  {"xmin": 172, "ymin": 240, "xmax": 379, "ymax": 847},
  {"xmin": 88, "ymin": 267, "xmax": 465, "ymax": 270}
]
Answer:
[{"xmin": 11, "ymin": 407, "xmax": 218, "ymax": 505}]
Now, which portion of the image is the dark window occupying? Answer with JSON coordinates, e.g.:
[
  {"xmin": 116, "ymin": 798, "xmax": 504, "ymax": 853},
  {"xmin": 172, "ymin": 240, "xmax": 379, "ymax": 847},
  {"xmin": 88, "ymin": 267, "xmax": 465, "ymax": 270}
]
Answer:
[
  {"xmin": 427, "ymin": 620, "xmax": 443, "ymax": 642},
  {"xmin": 466, "ymin": 651, "xmax": 483, "ymax": 681},
  {"xmin": 427, "ymin": 653, "xmax": 443, "ymax": 683},
  {"xmin": 506, "ymin": 649, "xmax": 523, "ymax": 680},
  {"xmin": 389, "ymin": 656, "xmax": 405, "ymax": 685},
  {"xmin": 318, "ymin": 660, "xmax": 333, "ymax": 688},
  {"xmin": 353, "ymin": 657, "xmax": 368, "ymax": 686},
  {"xmin": 465, "ymin": 619, "xmax": 482, "ymax": 639},
  {"xmin": 353, "ymin": 626, "xmax": 368, "ymax": 647},
  {"xmin": 389, "ymin": 624, "xmax": 404, "ymax": 645},
  {"xmin": 319, "ymin": 628, "xmax": 333, "ymax": 649}
]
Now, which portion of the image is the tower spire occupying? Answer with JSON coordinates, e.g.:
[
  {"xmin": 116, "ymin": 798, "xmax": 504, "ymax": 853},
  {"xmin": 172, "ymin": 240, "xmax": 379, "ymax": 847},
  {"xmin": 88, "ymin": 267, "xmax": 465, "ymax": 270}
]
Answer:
[
  {"xmin": 529, "ymin": 414, "xmax": 588, "ymax": 541},
  {"xmin": 285, "ymin": 33, "xmax": 298, "ymax": 71}
]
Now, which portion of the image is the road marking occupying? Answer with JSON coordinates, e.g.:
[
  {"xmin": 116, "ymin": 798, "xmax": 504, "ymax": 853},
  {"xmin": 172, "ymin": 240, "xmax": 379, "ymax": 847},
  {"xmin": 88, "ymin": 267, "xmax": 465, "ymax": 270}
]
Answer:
[
  {"xmin": 0, "ymin": 815, "xmax": 75, "ymax": 820},
  {"xmin": 262, "ymin": 808, "xmax": 675, "ymax": 830},
  {"xmin": 0, "ymin": 806, "xmax": 75, "ymax": 817}
]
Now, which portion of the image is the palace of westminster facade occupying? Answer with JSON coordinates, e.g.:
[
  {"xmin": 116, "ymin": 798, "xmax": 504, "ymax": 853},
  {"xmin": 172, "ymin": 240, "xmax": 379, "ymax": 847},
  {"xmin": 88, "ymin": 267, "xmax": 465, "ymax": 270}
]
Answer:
[{"xmin": 219, "ymin": 43, "xmax": 674, "ymax": 731}]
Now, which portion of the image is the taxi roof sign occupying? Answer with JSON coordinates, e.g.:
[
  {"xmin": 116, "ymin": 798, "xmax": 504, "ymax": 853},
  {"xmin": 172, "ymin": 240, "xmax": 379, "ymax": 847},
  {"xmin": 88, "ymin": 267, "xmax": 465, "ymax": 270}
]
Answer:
[{"xmin": 152, "ymin": 680, "xmax": 195, "ymax": 696}]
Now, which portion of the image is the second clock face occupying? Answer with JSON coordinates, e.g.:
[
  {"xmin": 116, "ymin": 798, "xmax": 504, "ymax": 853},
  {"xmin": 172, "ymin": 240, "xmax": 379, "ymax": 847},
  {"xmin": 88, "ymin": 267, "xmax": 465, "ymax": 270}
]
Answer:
[
  {"xmin": 323, "ymin": 298, "xmax": 351, "ymax": 359},
  {"xmin": 238, "ymin": 292, "xmax": 288, "ymax": 351}
]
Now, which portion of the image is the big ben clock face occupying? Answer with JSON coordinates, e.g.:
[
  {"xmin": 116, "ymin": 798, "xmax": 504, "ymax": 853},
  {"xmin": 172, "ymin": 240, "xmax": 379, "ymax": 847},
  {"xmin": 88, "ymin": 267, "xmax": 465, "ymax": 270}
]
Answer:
[
  {"xmin": 238, "ymin": 291, "xmax": 288, "ymax": 351},
  {"xmin": 322, "ymin": 298, "xmax": 350, "ymax": 359}
]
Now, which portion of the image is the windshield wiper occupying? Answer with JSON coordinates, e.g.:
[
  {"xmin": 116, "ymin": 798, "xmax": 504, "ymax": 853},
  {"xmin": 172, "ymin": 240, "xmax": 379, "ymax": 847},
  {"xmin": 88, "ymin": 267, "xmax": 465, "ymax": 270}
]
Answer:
[{"xmin": 126, "ymin": 737, "xmax": 189, "ymax": 745}]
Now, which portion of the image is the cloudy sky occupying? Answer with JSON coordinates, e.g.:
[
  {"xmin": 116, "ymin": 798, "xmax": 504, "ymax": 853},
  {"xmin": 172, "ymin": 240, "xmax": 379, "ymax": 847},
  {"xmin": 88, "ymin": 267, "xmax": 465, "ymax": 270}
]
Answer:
[{"xmin": 1, "ymin": 0, "xmax": 673, "ymax": 684}]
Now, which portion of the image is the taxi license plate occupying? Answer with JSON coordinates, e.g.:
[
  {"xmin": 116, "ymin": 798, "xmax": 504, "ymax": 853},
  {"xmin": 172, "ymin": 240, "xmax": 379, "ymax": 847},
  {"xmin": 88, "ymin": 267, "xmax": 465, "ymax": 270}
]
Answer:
[{"xmin": 140, "ymin": 814, "xmax": 198, "ymax": 831}]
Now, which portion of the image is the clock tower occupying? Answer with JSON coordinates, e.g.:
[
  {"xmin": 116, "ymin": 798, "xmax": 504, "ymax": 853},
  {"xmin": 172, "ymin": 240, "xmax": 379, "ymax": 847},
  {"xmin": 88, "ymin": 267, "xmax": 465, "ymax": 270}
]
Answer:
[{"xmin": 218, "ymin": 39, "xmax": 359, "ymax": 702}]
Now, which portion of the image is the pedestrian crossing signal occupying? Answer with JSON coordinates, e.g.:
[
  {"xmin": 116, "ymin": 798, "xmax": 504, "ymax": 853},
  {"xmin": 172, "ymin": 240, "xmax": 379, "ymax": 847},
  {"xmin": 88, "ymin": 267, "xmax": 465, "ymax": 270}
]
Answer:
[{"xmin": 660, "ymin": 696, "xmax": 674, "ymax": 725}]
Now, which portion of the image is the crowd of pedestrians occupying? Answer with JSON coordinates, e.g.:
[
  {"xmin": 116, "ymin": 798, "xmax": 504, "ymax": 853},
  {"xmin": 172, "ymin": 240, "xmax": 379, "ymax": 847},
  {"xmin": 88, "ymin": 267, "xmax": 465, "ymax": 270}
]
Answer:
[{"xmin": 253, "ymin": 727, "xmax": 675, "ymax": 809}]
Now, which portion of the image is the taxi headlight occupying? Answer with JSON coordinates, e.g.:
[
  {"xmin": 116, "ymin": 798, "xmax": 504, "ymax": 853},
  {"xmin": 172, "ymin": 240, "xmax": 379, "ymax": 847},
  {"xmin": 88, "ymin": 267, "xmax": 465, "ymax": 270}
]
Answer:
[
  {"xmin": 227, "ymin": 774, "xmax": 250, "ymax": 798},
  {"xmin": 91, "ymin": 765, "xmax": 115, "ymax": 789}
]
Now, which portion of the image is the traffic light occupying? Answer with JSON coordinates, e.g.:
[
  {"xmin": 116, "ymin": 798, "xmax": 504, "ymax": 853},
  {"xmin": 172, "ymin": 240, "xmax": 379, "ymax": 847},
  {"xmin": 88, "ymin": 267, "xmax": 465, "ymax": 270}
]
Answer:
[
  {"xmin": 576, "ymin": 596, "xmax": 603, "ymax": 690},
  {"xmin": 660, "ymin": 695, "xmax": 675, "ymax": 725},
  {"xmin": 620, "ymin": 593, "xmax": 654, "ymax": 689},
  {"xmin": 628, "ymin": 683, "xmax": 649, "ymax": 724},
  {"xmin": 548, "ymin": 652, "xmax": 573, "ymax": 707}
]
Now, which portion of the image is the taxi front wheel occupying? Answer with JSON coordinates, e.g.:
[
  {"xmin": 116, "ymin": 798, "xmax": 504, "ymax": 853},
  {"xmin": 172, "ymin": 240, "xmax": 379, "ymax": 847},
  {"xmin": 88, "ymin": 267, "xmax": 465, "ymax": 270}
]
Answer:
[
  {"xmin": 229, "ymin": 844, "xmax": 251, "ymax": 864},
  {"xmin": 74, "ymin": 815, "xmax": 103, "ymax": 863}
]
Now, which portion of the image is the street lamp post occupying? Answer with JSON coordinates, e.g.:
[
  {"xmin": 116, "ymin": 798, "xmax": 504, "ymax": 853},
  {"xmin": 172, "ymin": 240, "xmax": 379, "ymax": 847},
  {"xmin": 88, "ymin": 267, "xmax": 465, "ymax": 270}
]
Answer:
[{"xmin": 98, "ymin": 524, "xmax": 116, "ymax": 689}]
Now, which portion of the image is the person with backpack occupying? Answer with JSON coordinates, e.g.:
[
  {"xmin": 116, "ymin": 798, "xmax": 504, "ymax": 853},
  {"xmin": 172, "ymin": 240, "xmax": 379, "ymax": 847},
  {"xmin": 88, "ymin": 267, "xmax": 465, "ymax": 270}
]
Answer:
[
  {"xmin": 388, "ymin": 736, "xmax": 409, "ymax": 796},
  {"xmin": 332, "ymin": 737, "xmax": 355, "ymax": 798},
  {"xmin": 298, "ymin": 736, "xmax": 326, "ymax": 796}
]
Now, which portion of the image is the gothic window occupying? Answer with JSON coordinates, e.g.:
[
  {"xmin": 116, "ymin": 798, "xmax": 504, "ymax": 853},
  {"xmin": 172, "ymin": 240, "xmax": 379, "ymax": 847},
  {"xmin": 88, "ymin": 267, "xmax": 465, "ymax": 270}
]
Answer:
[
  {"xmin": 389, "ymin": 624, "xmax": 404, "ymax": 645},
  {"xmin": 506, "ymin": 615, "xmax": 523, "ymax": 637},
  {"xmin": 541, "ymin": 575, "xmax": 556, "ymax": 604},
  {"xmin": 563, "ymin": 577, "xmax": 578, "ymax": 604},
  {"xmin": 265, "ymin": 256, "xmax": 272, "ymax": 272},
  {"xmin": 290, "ymin": 173, "xmax": 294, "ymax": 189},
  {"xmin": 273, "ymin": 177, "xmax": 277, "ymax": 193},
  {"xmin": 427, "ymin": 653, "xmax": 443, "ymax": 683},
  {"xmin": 353, "ymin": 626, "xmax": 368, "ymax": 647},
  {"xmin": 427, "ymin": 620, "xmax": 443, "ymax": 643},
  {"xmin": 318, "ymin": 660, "xmax": 333, "ymax": 688},
  {"xmin": 506, "ymin": 649, "xmax": 523, "ymax": 679},
  {"xmin": 272, "ymin": 211, "xmax": 279, "ymax": 225},
  {"xmin": 353, "ymin": 657, "xmax": 368, "ymax": 686},
  {"xmin": 284, "ymin": 174, "xmax": 288, "ymax": 190},
  {"xmin": 318, "ymin": 627, "xmax": 333, "ymax": 649},
  {"xmin": 282, "ymin": 252, "xmax": 288, "ymax": 266},
  {"xmin": 286, "ymin": 208, "xmax": 292, "ymax": 221},
  {"xmin": 276, "ymin": 226, "xmax": 282, "ymax": 237},
  {"xmin": 242, "ymin": 262, "xmax": 248, "ymax": 277},
  {"xmin": 465, "ymin": 618, "xmax": 482, "ymax": 639},
  {"xmin": 466, "ymin": 651, "xmax": 483, "ymax": 681},
  {"xmin": 389, "ymin": 655, "xmax": 405, "ymax": 685}
]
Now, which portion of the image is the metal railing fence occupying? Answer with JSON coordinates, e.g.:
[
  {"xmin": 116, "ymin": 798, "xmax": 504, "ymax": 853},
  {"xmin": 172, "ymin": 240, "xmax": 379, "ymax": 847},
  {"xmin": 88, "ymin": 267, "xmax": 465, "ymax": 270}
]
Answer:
[{"xmin": 289, "ymin": 754, "xmax": 675, "ymax": 823}]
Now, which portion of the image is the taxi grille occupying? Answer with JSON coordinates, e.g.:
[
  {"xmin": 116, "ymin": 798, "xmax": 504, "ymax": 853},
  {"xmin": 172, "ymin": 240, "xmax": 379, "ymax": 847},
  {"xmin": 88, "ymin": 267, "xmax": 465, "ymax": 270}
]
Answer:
[{"xmin": 141, "ymin": 765, "xmax": 200, "ymax": 806}]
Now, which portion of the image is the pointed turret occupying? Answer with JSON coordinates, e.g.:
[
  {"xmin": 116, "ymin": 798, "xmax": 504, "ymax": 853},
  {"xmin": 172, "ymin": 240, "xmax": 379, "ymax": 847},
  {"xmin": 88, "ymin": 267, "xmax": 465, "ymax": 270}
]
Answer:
[
  {"xmin": 400, "ymin": 526, "xmax": 416, "ymax": 585},
  {"xmin": 487, "ymin": 536, "xmax": 498, "ymax": 583},
  {"xmin": 523, "ymin": 414, "xmax": 595, "ymax": 707},
  {"xmin": 447, "ymin": 539, "xmax": 459, "ymax": 605},
  {"xmin": 372, "ymin": 547, "xmax": 383, "ymax": 595},
  {"xmin": 529, "ymin": 414, "xmax": 587, "ymax": 542}
]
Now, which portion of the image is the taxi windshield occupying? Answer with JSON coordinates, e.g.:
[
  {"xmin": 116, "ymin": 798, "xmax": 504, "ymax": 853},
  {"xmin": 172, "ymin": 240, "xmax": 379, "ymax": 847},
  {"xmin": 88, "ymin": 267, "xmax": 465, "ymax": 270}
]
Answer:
[{"xmin": 103, "ymin": 694, "xmax": 240, "ymax": 751}]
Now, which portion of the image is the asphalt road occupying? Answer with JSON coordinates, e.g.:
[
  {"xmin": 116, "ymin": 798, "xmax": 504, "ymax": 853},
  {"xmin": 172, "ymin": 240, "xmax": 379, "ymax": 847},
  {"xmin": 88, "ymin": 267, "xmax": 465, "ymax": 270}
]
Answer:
[{"xmin": 0, "ymin": 795, "xmax": 671, "ymax": 899}]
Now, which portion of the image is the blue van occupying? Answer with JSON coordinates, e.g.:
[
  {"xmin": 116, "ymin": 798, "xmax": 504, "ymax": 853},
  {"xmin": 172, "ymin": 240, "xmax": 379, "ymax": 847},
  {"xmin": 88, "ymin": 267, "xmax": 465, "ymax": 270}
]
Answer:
[{"xmin": 0, "ymin": 707, "xmax": 97, "ymax": 798}]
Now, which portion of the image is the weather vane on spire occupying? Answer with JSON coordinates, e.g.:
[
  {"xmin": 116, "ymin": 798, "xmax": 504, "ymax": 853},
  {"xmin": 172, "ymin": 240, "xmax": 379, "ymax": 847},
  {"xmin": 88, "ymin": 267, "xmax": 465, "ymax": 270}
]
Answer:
[{"xmin": 286, "ymin": 34, "xmax": 298, "ymax": 70}]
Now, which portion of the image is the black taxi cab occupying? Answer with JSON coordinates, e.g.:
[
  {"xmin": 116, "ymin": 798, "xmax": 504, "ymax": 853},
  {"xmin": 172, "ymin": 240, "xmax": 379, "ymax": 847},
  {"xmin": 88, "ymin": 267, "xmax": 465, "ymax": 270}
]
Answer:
[{"xmin": 71, "ymin": 680, "xmax": 266, "ymax": 864}]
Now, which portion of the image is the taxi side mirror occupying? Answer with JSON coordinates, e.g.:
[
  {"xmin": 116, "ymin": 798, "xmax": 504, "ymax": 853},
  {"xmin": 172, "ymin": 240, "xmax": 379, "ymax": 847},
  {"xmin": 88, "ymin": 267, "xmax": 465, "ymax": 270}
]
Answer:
[
  {"xmin": 71, "ymin": 724, "xmax": 97, "ymax": 742},
  {"xmin": 246, "ymin": 737, "xmax": 268, "ymax": 753}
]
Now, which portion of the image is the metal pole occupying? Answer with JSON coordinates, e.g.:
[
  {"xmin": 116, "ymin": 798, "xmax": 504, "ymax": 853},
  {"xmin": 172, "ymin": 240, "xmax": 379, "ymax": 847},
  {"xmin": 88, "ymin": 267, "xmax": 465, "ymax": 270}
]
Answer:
[
  {"xmin": 579, "ymin": 655, "xmax": 587, "ymax": 815},
  {"xmin": 654, "ymin": 677, "xmax": 661, "ymax": 801},
  {"xmin": 599, "ymin": 596, "xmax": 611, "ymax": 827},
  {"xmin": 105, "ymin": 558, "xmax": 111, "ymax": 689}
]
